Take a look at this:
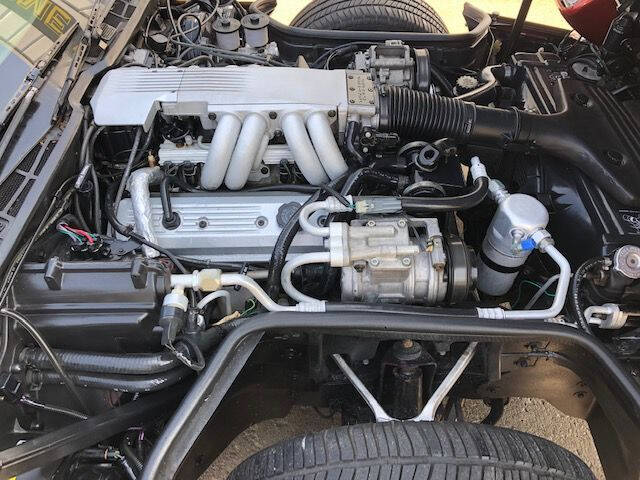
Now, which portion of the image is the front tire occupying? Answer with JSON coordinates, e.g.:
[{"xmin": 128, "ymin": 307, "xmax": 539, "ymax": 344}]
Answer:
[
  {"xmin": 291, "ymin": 0, "xmax": 448, "ymax": 33},
  {"xmin": 228, "ymin": 421, "xmax": 595, "ymax": 480}
]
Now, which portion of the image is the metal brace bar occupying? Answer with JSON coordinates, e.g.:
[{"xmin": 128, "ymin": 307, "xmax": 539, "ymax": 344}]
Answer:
[
  {"xmin": 333, "ymin": 342, "xmax": 478, "ymax": 423},
  {"xmin": 413, "ymin": 342, "xmax": 478, "ymax": 421},
  {"xmin": 332, "ymin": 353, "xmax": 395, "ymax": 422}
]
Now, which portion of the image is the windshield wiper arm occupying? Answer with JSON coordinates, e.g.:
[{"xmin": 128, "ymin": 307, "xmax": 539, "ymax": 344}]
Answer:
[
  {"xmin": 0, "ymin": 25, "xmax": 79, "ymax": 160},
  {"xmin": 0, "ymin": 24, "xmax": 79, "ymax": 129},
  {"xmin": 52, "ymin": 0, "xmax": 112, "ymax": 122}
]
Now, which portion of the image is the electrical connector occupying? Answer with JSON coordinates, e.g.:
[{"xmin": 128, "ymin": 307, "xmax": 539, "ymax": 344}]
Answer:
[
  {"xmin": 160, "ymin": 287, "xmax": 189, "ymax": 347},
  {"xmin": 353, "ymin": 197, "xmax": 402, "ymax": 214},
  {"xmin": 469, "ymin": 156, "xmax": 488, "ymax": 181}
]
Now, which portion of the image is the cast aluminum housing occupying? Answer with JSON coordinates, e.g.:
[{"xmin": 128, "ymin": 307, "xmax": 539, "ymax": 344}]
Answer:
[
  {"xmin": 156, "ymin": 142, "xmax": 294, "ymax": 166},
  {"xmin": 340, "ymin": 217, "xmax": 448, "ymax": 304},
  {"xmin": 90, "ymin": 66, "xmax": 377, "ymax": 133},
  {"xmin": 92, "ymin": 66, "xmax": 377, "ymax": 189},
  {"xmin": 116, "ymin": 192, "xmax": 326, "ymax": 263}
]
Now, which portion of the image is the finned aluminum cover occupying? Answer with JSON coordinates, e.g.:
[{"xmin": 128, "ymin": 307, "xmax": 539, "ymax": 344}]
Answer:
[
  {"xmin": 90, "ymin": 66, "xmax": 354, "ymax": 131},
  {"xmin": 116, "ymin": 192, "xmax": 326, "ymax": 263}
]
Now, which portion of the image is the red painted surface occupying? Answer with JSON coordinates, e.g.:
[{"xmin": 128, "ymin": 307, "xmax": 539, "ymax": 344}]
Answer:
[{"xmin": 556, "ymin": 0, "xmax": 617, "ymax": 44}]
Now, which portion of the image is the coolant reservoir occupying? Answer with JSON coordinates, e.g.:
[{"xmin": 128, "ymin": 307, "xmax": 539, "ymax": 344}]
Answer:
[{"xmin": 556, "ymin": 0, "xmax": 617, "ymax": 45}]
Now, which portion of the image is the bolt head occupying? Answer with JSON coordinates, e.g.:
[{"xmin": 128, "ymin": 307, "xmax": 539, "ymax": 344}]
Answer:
[
  {"xmin": 605, "ymin": 149, "xmax": 623, "ymax": 166},
  {"xmin": 574, "ymin": 93, "xmax": 589, "ymax": 106},
  {"xmin": 369, "ymin": 258, "xmax": 380, "ymax": 266},
  {"xmin": 402, "ymin": 257, "xmax": 412, "ymax": 266},
  {"xmin": 402, "ymin": 339, "xmax": 414, "ymax": 349},
  {"xmin": 366, "ymin": 220, "xmax": 376, "ymax": 227}
]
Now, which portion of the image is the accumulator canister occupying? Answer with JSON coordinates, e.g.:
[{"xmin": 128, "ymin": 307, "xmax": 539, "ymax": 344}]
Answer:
[{"xmin": 477, "ymin": 181, "xmax": 549, "ymax": 296}]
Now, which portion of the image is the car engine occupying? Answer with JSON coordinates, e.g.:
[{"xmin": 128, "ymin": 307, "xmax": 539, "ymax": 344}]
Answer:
[
  {"xmin": 9, "ymin": 0, "xmax": 640, "ymax": 400},
  {"xmin": 2, "ymin": 1, "xmax": 640, "ymax": 478}
]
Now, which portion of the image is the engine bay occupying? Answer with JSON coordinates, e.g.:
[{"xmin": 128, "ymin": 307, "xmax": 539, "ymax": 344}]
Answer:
[
  {"xmin": 36, "ymin": 12, "xmax": 640, "ymax": 320},
  {"xmin": 2, "ymin": 0, "xmax": 640, "ymax": 478}
]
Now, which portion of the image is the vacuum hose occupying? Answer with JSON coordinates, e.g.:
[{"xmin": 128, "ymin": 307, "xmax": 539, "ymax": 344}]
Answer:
[{"xmin": 400, "ymin": 177, "xmax": 489, "ymax": 213}]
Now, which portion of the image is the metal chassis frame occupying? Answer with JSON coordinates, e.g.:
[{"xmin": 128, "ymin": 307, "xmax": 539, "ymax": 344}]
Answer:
[
  {"xmin": 0, "ymin": 1, "xmax": 637, "ymax": 479},
  {"xmin": 138, "ymin": 312, "xmax": 640, "ymax": 480},
  {"xmin": 0, "ymin": 389, "xmax": 182, "ymax": 479}
]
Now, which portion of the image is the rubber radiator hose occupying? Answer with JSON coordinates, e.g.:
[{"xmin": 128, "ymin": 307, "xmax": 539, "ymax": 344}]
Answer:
[
  {"xmin": 30, "ymin": 368, "xmax": 191, "ymax": 393},
  {"xmin": 19, "ymin": 319, "xmax": 243, "ymax": 376}
]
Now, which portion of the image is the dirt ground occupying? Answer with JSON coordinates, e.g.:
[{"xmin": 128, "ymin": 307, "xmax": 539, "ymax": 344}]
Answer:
[{"xmin": 202, "ymin": 2, "xmax": 602, "ymax": 479}]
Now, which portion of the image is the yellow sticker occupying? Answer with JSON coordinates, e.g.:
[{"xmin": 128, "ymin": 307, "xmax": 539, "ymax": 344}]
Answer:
[{"xmin": 0, "ymin": 0, "xmax": 75, "ymax": 40}]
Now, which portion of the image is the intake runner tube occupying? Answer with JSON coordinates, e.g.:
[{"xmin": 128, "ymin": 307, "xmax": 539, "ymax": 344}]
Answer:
[
  {"xmin": 306, "ymin": 112, "xmax": 349, "ymax": 179},
  {"xmin": 225, "ymin": 114, "xmax": 268, "ymax": 190},
  {"xmin": 281, "ymin": 112, "xmax": 329, "ymax": 185},
  {"xmin": 201, "ymin": 114, "xmax": 241, "ymax": 190}
]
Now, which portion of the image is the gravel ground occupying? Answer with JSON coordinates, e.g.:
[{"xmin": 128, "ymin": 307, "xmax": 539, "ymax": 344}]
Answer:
[{"xmin": 202, "ymin": 2, "xmax": 602, "ymax": 479}]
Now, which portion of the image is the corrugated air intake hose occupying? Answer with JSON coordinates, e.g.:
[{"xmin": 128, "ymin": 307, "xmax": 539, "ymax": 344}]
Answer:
[{"xmin": 379, "ymin": 86, "xmax": 522, "ymax": 147}]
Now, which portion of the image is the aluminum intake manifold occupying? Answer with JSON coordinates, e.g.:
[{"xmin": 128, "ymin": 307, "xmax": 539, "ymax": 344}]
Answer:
[{"xmin": 91, "ymin": 66, "xmax": 378, "ymax": 189}]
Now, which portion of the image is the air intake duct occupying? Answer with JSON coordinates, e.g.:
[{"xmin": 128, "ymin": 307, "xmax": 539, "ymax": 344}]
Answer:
[
  {"xmin": 378, "ymin": 84, "xmax": 640, "ymax": 208},
  {"xmin": 379, "ymin": 86, "xmax": 521, "ymax": 147}
]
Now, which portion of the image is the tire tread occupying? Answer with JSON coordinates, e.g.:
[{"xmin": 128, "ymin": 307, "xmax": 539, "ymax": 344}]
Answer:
[
  {"xmin": 290, "ymin": 0, "xmax": 448, "ymax": 34},
  {"xmin": 228, "ymin": 422, "xmax": 595, "ymax": 480}
]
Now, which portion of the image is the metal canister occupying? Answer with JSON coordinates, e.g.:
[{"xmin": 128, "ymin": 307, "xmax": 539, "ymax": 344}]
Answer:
[{"xmin": 477, "ymin": 181, "xmax": 549, "ymax": 296}]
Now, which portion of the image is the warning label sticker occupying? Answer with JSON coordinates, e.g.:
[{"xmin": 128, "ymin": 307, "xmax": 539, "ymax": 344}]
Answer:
[{"xmin": 619, "ymin": 210, "xmax": 640, "ymax": 235}]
